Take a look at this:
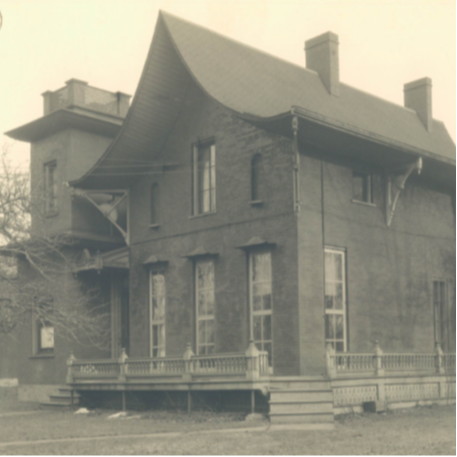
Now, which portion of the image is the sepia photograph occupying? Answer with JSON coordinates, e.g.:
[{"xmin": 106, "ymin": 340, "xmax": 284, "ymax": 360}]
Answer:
[{"xmin": 0, "ymin": 0, "xmax": 455, "ymax": 454}]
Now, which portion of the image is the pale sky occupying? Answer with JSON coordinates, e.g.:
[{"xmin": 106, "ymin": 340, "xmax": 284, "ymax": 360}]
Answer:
[{"xmin": 1, "ymin": 0, "xmax": 455, "ymax": 170}]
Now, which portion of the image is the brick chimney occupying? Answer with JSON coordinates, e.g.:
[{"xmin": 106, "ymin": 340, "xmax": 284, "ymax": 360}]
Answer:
[
  {"xmin": 404, "ymin": 78, "xmax": 433, "ymax": 132},
  {"xmin": 305, "ymin": 32, "xmax": 339, "ymax": 97}
]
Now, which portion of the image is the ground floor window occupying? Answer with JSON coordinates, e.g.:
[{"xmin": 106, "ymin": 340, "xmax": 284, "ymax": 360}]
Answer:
[
  {"xmin": 149, "ymin": 272, "xmax": 166, "ymax": 357},
  {"xmin": 195, "ymin": 259, "xmax": 215, "ymax": 355},
  {"xmin": 249, "ymin": 251, "xmax": 272, "ymax": 363},
  {"xmin": 324, "ymin": 248, "xmax": 347, "ymax": 352},
  {"xmin": 433, "ymin": 280, "xmax": 449, "ymax": 351}
]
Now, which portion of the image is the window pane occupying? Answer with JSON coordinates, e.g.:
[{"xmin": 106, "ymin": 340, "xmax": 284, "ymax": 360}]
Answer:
[
  {"xmin": 253, "ymin": 316, "xmax": 262, "ymax": 341},
  {"xmin": 325, "ymin": 252, "xmax": 335, "ymax": 281},
  {"xmin": 206, "ymin": 320, "xmax": 214, "ymax": 345},
  {"xmin": 335, "ymin": 342, "xmax": 344, "ymax": 352},
  {"xmin": 335, "ymin": 315, "xmax": 344, "ymax": 339},
  {"xmin": 263, "ymin": 315, "xmax": 272, "ymax": 341},
  {"xmin": 263, "ymin": 343, "xmax": 272, "ymax": 364},
  {"xmin": 198, "ymin": 320, "xmax": 205, "ymax": 347},
  {"xmin": 334, "ymin": 254, "xmax": 343, "ymax": 281},
  {"xmin": 325, "ymin": 315, "xmax": 334, "ymax": 339},
  {"xmin": 353, "ymin": 173, "xmax": 365, "ymax": 201},
  {"xmin": 40, "ymin": 326, "xmax": 54, "ymax": 349},
  {"xmin": 334, "ymin": 283, "xmax": 344, "ymax": 310},
  {"xmin": 152, "ymin": 325, "xmax": 159, "ymax": 347}
]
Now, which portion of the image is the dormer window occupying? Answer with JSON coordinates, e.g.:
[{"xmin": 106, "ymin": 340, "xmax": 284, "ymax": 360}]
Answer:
[
  {"xmin": 352, "ymin": 171, "xmax": 373, "ymax": 204},
  {"xmin": 192, "ymin": 142, "xmax": 216, "ymax": 215},
  {"xmin": 44, "ymin": 161, "xmax": 57, "ymax": 214}
]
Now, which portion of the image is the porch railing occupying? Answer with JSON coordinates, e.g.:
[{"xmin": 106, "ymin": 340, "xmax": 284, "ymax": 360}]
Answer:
[
  {"xmin": 326, "ymin": 341, "xmax": 456, "ymax": 378},
  {"xmin": 66, "ymin": 340, "xmax": 269, "ymax": 384}
]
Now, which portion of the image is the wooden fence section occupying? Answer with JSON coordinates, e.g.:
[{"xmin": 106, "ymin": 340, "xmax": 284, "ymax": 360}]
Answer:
[
  {"xmin": 326, "ymin": 342, "xmax": 456, "ymax": 378},
  {"xmin": 67, "ymin": 341, "xmax": 269, "ymax": 384}
]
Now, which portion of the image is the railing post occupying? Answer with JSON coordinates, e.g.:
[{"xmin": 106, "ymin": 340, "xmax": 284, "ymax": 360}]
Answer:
[
  {"xmin": 435, "ymin": 342, "xmax": 444, "ymax": 375},
  {"xmin": 325, "ymin": 343, "xmax": 336, "ymax": 379},
  {"xmin": 66, "ymin": 352, "xmax": 76, "ymax": 384},
  {"xmin": 183, "ymin": 343, "xmax": 195, "ymax": 382},
  {"xmin": 245, "ymin": 340, "xmax": 260, "ymax": 381},
  {"xmin": 374, "ymin": 341, "xmax": 384, "ymax": 376},
  {"xmin": 118, "ymin": 348, "xmax": 128, "ymax": 383},
  {"xmin": 373, "ymin": 341, "xmax": 386, "ymax": 403}
]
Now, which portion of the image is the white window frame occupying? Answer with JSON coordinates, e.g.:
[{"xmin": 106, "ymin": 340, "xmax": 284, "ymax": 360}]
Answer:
[
  {"xmin": 149, "ymin": 271, "xmax": 166, "ymax": 357},
  {"xmin": 195, "ymin": 258, "xmax": 215, "ymax": 355},
  {"xmin": 324, "ymin": 247, "xmax": 347, "ymax": 352},
  {"xmin": 248, "ymin": 250, "xmax": 273, "ymax": 365},
  {"xmin": 192, "ymin": 143, "xmax": 216, "ymax": 215}
]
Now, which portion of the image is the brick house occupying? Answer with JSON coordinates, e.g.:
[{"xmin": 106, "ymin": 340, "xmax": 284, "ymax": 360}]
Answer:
[{"xmin": 3, "ymin": 12, "xmax": 455, "ymax": 422}]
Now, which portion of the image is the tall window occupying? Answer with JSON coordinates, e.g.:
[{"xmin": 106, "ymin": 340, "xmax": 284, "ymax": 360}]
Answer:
[
  {"xmin": 433, "ymin": 280, "xmax": 449, "ymax": 351},
  {"xmin": 150, "ymin": 183, "xmax": 160, "ymax": 226},
  {"xmin": 352, "ymin": 171, "xmax": 373, "ymax": 204},
  {"xmin": 149, "ymin": 272, "xmax": 166, "ymax": 357},
  {"xmin": 251, "ymin": 154, "xmax": 263, "ymax": 201},
  {"xmin": 249, "ymin": 251, "xmax": 272, "ymax": 363},
  {"xmin": 324, "ymin": 248, "xmax": 347, "ymax": 352},
  {"xmin": 195, "ymin": 259, "xmax": 215, "ymax": 354},
  {"xmin": 193, "ymin": 143, "xmax": 216, "ymax": 215},
  {"xmin": 44, "ymin": 161, "xmax": 57, "ymax": 213}
]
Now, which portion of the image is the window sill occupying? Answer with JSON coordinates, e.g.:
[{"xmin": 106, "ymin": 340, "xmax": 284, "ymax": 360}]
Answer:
[
  {"xmin": 250, "ymin": 200, "xmax": 264, "ymax": 207},
  {"xmin": 29, "ymin": 353, "xmax": 55, "ymax": 359},
  {"xmin": 351, "ymin": 199, "xmax": 376, "ymax": 208},
  {"xmin": 149, "ymin": 224, "xmax": 160, "ymax": 230},
  {"xmin": 189, "ymin": 211, "xmax": 217, "ymax": 220}
]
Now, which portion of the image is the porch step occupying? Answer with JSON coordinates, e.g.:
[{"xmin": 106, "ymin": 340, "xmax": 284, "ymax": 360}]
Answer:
[
  {"xmin": 39, "ymin": 386, "xmax": 79, "ymax": 410},
  {"xmin": 269, "ymin": 377, "xmax": 334, "ymax": 425}
]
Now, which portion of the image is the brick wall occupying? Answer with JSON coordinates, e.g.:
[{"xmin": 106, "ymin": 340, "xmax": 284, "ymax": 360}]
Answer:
[
  {"xmin": 128, "ymin": 80, "xmax": 300, "ymax": 375},
  {"xmin": 298, "ymin": 151, "xmax": 455, "ymax": 375}
]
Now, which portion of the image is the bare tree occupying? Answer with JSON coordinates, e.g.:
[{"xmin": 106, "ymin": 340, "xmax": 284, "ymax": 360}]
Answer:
[{"xmin": 0, "ymin": 143, "xmax": 110, "ymax": 349}]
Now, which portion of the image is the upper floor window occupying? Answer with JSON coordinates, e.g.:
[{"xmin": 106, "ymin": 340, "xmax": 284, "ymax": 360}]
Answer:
[
  {"xmin": 352, "ymin": 171, "xmax": 373, "ymax": 204},
  {"xmin": 433, "ymin": 280, "xmax": 449, "ymax": 351},
  {"xmin": 150, "ymin": 183, "xmax": 160, "ymax": 227},
  {"xmin": 251, "ymin": 154, "xmax": 263, "ymax": 202},
  {"xmin": 44, "ymin": 161, "xmax": 57, "ymax": 214},
  {"xmin": 192, "ymin": 143, "xmax": 216, "ymax": 215}
]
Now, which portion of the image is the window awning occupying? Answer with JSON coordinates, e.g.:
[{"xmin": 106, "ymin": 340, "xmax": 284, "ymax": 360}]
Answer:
[{"xmin": 73, "ymin": 247, "xmax": 129, "ymax": 272}]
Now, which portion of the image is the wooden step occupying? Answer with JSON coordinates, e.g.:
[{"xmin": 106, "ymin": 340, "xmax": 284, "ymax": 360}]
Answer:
[
  {"xmin": 269, "ymin": 412, "xmax": 334, "ymax": 424},
  {"xmin": 270, "ymin": 380, "xmax": 331, "ymax": 391},
  {"xmin": 270, "ymin": 390, "xmax": 333, "ymax": 403},
  {"xmin": 270, "ymin": 401, "xmax": 334, "ymax": 414}
]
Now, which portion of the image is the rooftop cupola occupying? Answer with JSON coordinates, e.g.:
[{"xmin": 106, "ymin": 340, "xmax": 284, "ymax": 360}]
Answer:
[{"xmin": 42, "ymin": 78, "xmax": 131, "ymax": 117}]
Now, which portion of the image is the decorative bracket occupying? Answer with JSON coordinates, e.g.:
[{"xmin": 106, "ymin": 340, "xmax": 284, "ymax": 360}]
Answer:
[
  {"xmin": 292, "ymin": 115, "xmax": 301, "ymax": 216},
  {"xmin": 70, "ymin": 188, "xmax": 129, "ymax": 244},
  {"xmin": 386, "ymin": 157, "xmax": 422, "ymax": 227}
]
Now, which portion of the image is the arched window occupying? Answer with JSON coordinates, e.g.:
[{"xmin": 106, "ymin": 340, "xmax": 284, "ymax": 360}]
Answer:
[
  {"xmin": 150, "ymin": 183, "xmax": 160, "ymax": 226},
  {"xmin": 251, "ymin": 154, "xmax": 263, "ymax": 201}
]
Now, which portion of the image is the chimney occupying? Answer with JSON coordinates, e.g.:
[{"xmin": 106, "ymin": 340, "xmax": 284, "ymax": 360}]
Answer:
[
  {"xmin": 305, "ymin": 32, "xmax": 339, "ymax": 97},
  {"xmin": 404, "ymin": 78, "xmax": 433, "ymax": 132}
]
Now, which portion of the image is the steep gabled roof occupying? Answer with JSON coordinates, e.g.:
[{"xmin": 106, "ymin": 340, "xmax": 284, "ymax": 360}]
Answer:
[{"xmin": 71, "ymin": 11, "xmax": 455, "ymax": 189}]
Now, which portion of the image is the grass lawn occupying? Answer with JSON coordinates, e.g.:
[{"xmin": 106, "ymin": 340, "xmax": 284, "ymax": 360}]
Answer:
[{"xmin": 0, "ymin": 399, "xmax": 455, "ymax": 455}]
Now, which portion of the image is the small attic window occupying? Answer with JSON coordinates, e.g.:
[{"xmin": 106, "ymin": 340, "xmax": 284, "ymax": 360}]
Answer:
[{"xmin": 352, "ymin": 171, "xmax": 373, "ymax": 204}]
